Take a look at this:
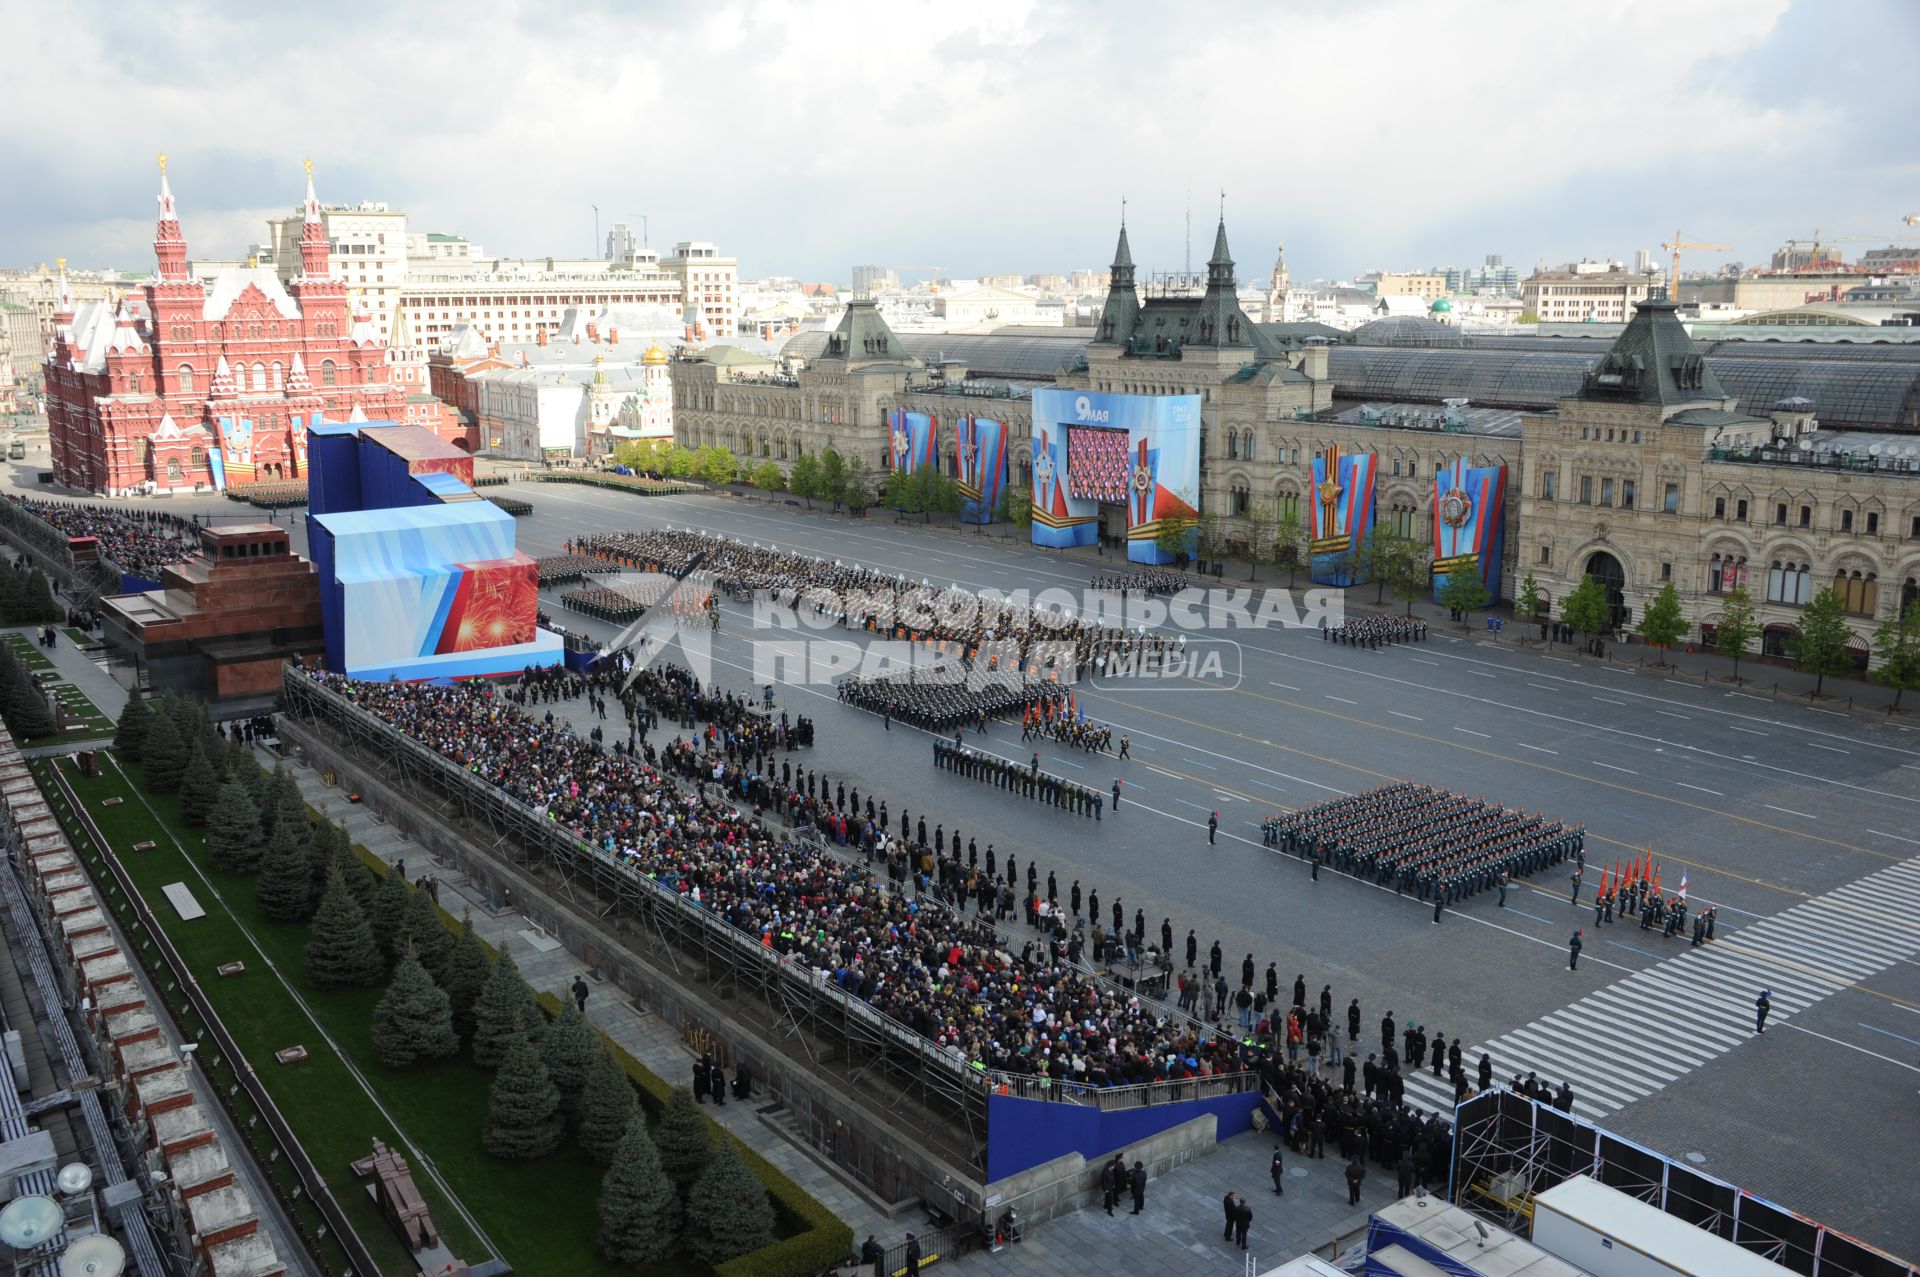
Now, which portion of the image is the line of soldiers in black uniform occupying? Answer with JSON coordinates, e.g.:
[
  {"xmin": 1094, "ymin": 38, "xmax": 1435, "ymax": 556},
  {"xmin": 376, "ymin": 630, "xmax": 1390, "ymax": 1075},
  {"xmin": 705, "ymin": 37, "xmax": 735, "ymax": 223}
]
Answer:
[
  {"xmin": 559, "ymin": 584, "xmax": 654, "ymax": 622},
  {"xmin": 1262, "ymin": 783, "xmax": 1582, "ymax": 911},
  {"xmin": 838, "ymin": 670, "xmax": 1032, "ymax": 732},
  {"xmin": 1088, "ymin": 569, "xmax": 1185, "ymax": 595},
  {"xmin": 1322, "ymin": 613, "xmax": 1428, "ymax": 647},
  {"xmin": 933, "ymin": 738, "xmax": 1103, "ymax": 819}
]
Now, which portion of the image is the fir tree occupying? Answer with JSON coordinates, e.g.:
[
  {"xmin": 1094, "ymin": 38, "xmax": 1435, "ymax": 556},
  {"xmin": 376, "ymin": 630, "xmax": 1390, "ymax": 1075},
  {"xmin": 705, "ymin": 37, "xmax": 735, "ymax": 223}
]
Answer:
[
  {"xmin": 1, "ymin": 655, "xmax": 53, "ymax": 740},
  {"xmin": 113, "ymin": 693, "xmax": 150, "ymax": 763},
  {"xmin": 304, "ymin": 819, "xmax": 336, "ymax": 915},
  {"xmin": 483, "ymin": 1025, "xmax": 564, "ymax": 1159},
  {"xmin": 597, "ymin": 1117, "xmax": 680, "ymax": 1264},
  {"xmin": 255, "ymin": 817, "xmax": 315, "ymax": 922},
  {"xmin": 682, "ymin": 1138, "xmax": 775, "ymax": 1265},
  {"xmin": 399, "ymin": 888, "xmax": 454, "ymax": 981},
  {"xmin": 470, "ymin": 947, "xmax": 544, "ymax": 1067},
  {"xmin": 206, "ymin": 780, "xmax": 265, "ymax": 874},
  {"xmin": 328, "ymin": 824, "xmax": 377, "ymax": 912},
  {"xmin": 270, "ymin": 766, "xmax": 307, "ymax": 834},
  {"xmin": 223, "ymin": 733, "xmax": 255, "ymax": 784},
  {"xmin": 305, "ymin": 868, "xmax": 384, "ymax": 990},
  {"xmin": 373, "ymin": 947, "xmax": 460, "ymax": 1067},
  {"xmin": 655, "ymin": 1085, "xmax": 714, "ymax": 1192},
  {"xmin": 578, "ymin": 1046, "xmax": 640, "ymax": 1166},
  {"xmin": 178, "ymin": 738, "xmax": 220, "ymax": 827},
  {"xmin": 369, "ymin": 868, "xmax": 411, "ymax": 966},
  {"xmin": 540, "ymin": 1002, "xmax": 601, "ymax": 1125},
  {"xmin": 24, "ymin": 569, "xmax": 60, "ymax": 623},
  {"xmin": 441, "ymin": 913, "xmax": 492, "ymax": 1041},
  {"xmin": 141, "ymin": 709, "xmax": 186, "ymax": 793}
]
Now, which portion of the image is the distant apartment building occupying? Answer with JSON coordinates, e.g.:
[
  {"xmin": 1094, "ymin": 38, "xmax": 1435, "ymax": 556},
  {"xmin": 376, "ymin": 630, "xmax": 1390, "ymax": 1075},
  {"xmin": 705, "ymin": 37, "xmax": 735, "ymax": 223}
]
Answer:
[
  {"xmin": 851, "ymin": 265, "xmax": 898, "ymax": 294},
  {"xmin": 661, "ymin": 241, "xmax": 738, "ymax": 343},
  {"xmin": 1375, "ymin": 272, "xmax": 1448, "ymax": 301},
  {"xmin": 1522, "ymin": 263, "xmax": 1656, "ymax": 322}
]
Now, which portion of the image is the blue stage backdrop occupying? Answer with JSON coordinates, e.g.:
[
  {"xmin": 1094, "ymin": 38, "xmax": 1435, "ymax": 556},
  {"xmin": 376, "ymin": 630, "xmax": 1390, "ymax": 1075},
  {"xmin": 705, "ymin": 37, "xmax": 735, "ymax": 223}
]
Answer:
[
  {"xmin": 1029, "ymin": 389, "xmax": 1201, "ymax": 563},
  {"xmin": 1430, "ymin": 456, "xmax": 1507, "ymax": 605},
  {"xmin": 1308, "ymin": 444, "xmax": 1377, "ymax": 586},
  {"xmin": 956, "ymin": 415, "xmax": 1008, "ymax": 524}
]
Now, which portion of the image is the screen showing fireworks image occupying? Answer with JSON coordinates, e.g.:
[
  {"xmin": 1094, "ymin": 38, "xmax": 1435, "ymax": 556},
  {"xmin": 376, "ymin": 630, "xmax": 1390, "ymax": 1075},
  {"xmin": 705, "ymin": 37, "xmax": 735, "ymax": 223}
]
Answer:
[{"xmin": 1066, "ymin": 426, "xmax": 1129, "ymax": 503}]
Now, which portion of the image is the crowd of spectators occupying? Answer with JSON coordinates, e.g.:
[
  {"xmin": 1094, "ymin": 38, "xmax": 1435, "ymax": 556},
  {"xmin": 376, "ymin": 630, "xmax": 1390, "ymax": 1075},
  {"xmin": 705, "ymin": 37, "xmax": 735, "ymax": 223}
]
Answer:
[
  {"xmin": 8, "ymin": 496, "xmax": 198, "ymax": 578},
  {"xmin": 310, "ymin": 666, "xmax": 1256, "ymax": 1089}
]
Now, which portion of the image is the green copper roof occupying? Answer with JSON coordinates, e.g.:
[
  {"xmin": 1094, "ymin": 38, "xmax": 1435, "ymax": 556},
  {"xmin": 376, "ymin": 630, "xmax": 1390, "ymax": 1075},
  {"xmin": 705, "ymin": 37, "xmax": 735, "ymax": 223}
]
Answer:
[{"xmin": 1577, "ymin": 298, "xmax": 1729, "ymax": 409}]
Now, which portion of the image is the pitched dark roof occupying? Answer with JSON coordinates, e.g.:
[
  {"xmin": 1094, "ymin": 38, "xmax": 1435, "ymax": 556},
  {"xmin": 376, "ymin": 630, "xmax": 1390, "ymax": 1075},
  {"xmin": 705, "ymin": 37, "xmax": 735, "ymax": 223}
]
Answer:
[
  {"xmin": 816, "ymin": 298, "xmax": 916, "ymax": 369},
  {"xmin": 1578, "ymin": 298, "xmax": 1728, "ymax": 408}
]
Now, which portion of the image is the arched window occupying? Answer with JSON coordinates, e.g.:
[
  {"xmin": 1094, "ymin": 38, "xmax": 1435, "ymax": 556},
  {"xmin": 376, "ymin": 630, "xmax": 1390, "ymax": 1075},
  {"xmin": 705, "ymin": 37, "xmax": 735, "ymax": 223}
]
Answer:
[
  {"xmin": 166, "ymin": 458, "xmax": 182, "ymax": 482},
  {"xmin": 128, "ymin": 371, "xmax": 143, "ymax": 393},
  {"xmin": 176, "ymin": 365, "xmax": 194, "ymax": 394},
  {"xmin": 321, "ymin": 360, "xmax": 337, "ymax": 387},
  {"xmin": 1902, "ymin": 577, "xmax": 1918, "ymax": 615},
  {"xmin": 1227, "ymin": 432, "xmax": 1239, "ymax": 460},
  {"xmin": 1767, "ymin": 560, "xmax": 1811, "ymax": 606},
  {"xmin": 251, "ymin": 362, "xmax": 266, "ymax": 391},
  {"xmin": 271, "ymin": 362, "xmax": 283, "ymax": 390},
  {"xmin": 190, "ymin": 447, "xmax": 206, "ymax": 469},
  {"xmin": 1835, "ymin": 570, "xmax": 1878, "ymax": 616}
]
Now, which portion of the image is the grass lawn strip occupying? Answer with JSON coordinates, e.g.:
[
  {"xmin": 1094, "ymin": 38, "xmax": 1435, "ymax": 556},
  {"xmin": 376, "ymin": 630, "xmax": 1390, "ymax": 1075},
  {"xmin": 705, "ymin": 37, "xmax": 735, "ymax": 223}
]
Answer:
[
  {"xmin": 3, "ymin": 631, "xmax": 54, "ymax": 670},
  {"xmin": 57, "ymin": 755, "xmax": 489, "ymax": 1274},
  {"xmin": 107, "ymin": 753, "xmax": 703, "ymax": 1277},
  {"xmin": 33, "ymin": 757, "xmax": 420, "ymax": 1275},
  {"xmin": 62, "ymin": 627, "xmax": 95, "ymax": 646},
  {"xmin": 47, "ymin": 683, "xmax": 112, "ymax": 733}
]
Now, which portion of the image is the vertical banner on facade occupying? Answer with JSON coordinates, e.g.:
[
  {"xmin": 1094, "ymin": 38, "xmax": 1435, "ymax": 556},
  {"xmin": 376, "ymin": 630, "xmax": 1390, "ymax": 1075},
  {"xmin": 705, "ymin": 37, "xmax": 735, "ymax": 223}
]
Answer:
[
  {"xmin": 1430, "ymin": 457, "xmax": 1506, "ymax": 604},
  {"xmin": 1308, "ymin": 445, "xmax": 1377, "ymax": 586},
  {"xmin": 957, "ymin": 416, "xmax": 1008, "ymax": 524},
  {"xmin": 887, "ymin": 409, "xmax": 938, "ymax": 475},
  {"xmin": 1029, "ymin": 389, "xmax": 1200, "ymax": 561},
  {"xmin": 213, "ymin": 414, "xmax": 257, "ymax": 491}
]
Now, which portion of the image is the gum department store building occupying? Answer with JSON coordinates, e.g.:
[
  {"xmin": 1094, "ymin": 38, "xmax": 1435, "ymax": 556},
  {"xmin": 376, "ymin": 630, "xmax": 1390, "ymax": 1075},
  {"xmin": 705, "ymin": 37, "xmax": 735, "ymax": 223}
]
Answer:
[{"xmin": 674, "ymin": 218, "xmax": 1920, "ymax": 663}]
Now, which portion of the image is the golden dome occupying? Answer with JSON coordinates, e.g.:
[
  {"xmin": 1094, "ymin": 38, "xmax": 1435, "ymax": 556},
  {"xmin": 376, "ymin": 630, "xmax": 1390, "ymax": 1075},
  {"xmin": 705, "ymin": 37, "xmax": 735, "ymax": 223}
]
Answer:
[{"xmin": 642, "ymin": 343, "xmax": 669, "ymax": 365}]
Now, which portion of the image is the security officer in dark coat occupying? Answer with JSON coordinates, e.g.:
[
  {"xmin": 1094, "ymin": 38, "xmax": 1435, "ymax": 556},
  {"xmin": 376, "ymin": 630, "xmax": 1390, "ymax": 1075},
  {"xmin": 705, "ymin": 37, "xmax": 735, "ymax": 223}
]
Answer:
[{"xmin": 1129, "ymin": 1161, "xmax": 1147, "ymax": 1214}]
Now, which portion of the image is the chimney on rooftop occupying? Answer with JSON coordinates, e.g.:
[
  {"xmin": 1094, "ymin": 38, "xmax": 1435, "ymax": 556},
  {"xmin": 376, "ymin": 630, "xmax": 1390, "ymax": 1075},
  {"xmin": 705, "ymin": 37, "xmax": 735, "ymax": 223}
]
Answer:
[
  {"xmin": 586, "ymin": 321, "xmax": 599, "ymax": 342},
  {"xmin": 537, "ymin": 327, "xmax": 549, "ymax": 347},
  {"xmin": 608, "ymin": 326, "xmax": 619, "ymax": 346}
]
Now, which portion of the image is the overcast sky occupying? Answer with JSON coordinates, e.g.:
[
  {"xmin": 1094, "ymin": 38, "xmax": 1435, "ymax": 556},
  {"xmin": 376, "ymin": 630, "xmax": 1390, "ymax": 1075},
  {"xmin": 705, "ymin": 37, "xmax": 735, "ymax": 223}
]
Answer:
[{"xmin": 5, "ymin": 0, "xmax": 1916, "ymax": 285}]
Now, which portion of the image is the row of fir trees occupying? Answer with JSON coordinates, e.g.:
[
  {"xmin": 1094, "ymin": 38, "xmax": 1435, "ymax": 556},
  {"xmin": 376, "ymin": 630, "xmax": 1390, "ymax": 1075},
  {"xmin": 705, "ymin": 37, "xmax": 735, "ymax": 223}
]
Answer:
[
  {"xmin": 112, "ymin": 689, "xmax": 776, "ymax": 1267},
  {"xmin": 0, "ymin": 646, "xmax": 56, "ymax": 740}
]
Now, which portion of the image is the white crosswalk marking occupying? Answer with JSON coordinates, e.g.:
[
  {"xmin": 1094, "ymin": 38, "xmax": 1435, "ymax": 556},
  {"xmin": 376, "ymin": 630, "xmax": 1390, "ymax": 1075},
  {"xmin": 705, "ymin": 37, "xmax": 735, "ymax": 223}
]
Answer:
[{"xmin": 1397, "ymin": 854, "xmax": 1920, "ymax": 1118}]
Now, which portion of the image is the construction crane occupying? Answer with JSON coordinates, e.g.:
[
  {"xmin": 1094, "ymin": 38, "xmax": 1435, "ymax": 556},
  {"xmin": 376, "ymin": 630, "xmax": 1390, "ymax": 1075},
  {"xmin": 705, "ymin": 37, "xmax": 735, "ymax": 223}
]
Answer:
[
  {"xmin": 1662, "ymin": 230, "xmax": 1731, "ymax": 297},
  {"xmin": 893, "ymin": 265, "xmax": 944, "ymax": 293},
  {"xmin": 1903, "ymin": 215, "xmax": 1918, "ymax": 227}
]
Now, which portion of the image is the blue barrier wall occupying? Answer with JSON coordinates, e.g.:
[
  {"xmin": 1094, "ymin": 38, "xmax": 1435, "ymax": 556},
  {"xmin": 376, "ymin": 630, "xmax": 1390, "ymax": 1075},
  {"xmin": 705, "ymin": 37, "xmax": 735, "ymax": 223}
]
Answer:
[{"xmin": 985, "ymin": 1089, "xmax": 1262, "ymax": 1183}]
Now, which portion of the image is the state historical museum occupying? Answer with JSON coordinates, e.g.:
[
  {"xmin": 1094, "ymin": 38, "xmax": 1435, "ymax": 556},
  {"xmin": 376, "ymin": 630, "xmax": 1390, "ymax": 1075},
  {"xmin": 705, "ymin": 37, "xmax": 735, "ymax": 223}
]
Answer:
[{"xmin": 43, "ymin": 160, "xmax": 405, "ymax": 495}]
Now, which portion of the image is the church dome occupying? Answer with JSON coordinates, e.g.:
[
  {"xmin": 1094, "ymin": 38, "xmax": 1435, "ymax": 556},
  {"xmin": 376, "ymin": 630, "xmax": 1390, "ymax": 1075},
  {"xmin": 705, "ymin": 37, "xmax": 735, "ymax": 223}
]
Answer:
[
  {"xmin": 1351, "ymin": 315, "xmax": 1465, "ymax": 348},
  {"xmin": 642, "ymin": 343, "xmax": 669, "ymax": 365}
]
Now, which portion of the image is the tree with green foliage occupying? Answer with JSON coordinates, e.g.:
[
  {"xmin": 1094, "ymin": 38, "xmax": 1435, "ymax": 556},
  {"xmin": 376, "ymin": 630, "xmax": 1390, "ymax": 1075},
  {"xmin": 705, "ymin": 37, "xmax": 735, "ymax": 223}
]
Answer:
[
  {"xmin": 305, "ymin": 868, "xmax": 385, "ymax": 990},
  {"xmin": 141, "ymin": 709, "xmax": 186, "ymax": 792},
  {"xmin": 1440, "ymin": 568, "xmax": 1491, "ymax": 626},
  {"xmin": 578, "ymin": 1047, "xmax": 640, "ymax": 1166},
  {"xmin": 1192, "ymin": 513, "xmax": 1229, "ymax": 572},
  {"xmin": 1872, "ymin": 597, "xmax": 1920, "ymax": 711},
  {"xmin": 816, "ymin": 448, "xmax": 849, "ymax": 509},
  {"xmin": 270, "ymin": 766, "xmax": 307, "ymax": 837},
  {"xmin": 1154, "ymin": 517, "xmax": 1196, "ymax": 566},
  {"xmin": 113, "ymin": 693, "xmax": 151, "ymax": 762},
  {"xmin": 748, "ymin": 460, "xmax": 784, "ymax": 493},
  {"xmin": 597, "ymin": 1117, "xmax": 680, "ymax": 1264},
  {"xmin": 698, "ymin": 445, "xmax": 739, "ymax": 487},
  {"xmin": 373, "ymin": 947, "xmax": 460, "ymax": 1068},
  {"xmin": 663, "ymin": 445, "xmax": 699, "ymax": 480},
  {"xmin": 840, "ymin": 458, "xmax": 874, "ymax": 514},
  {"xmin": 0, "ymin": 570, "xmax": 26, "ymax": 624},
  {"xmin": 255, "ymin": 818, "xmax": 315, "ymax": 922},
  {"xmin": 1561, "ymin": 573, "xmax": 1610, "ymax": 651},
  {"xmin": 484, "ymin": 1025, "xmax": 564, "ymax": 1159},
  {"xmin": 368, "ymin": 866, "xmax": 411, "ymax": 966},
  {"xmin": 206, "ymin": 781, "xmax": 265, "ymax": 873},
  {"xmin": 682, "ymin": 1138, "xmax": 776, "ymax": 1265},
  {"xmin": 326, "ymin": 824, "xmax": 377, "ymax": 912},
  {"xmin": 398, "ymin": 889, "xmax": 454, "ymax": 981},
  {"xmin": 1004, "ymin": 485, "xmax": 1033, "ymax": 530},
  {"xmin": 441, "ymin": 913, "xmax": 492, "ymax": 1040},
  {"xmin": 1380, "ymin": 536, "xmax": 1429, "ymax": 618},
  {"xmin": 787, "ymin": 453, "xmax": 822, "ymax": 509},
  {"xmin": 1517, "ymin": 572, "xmax": 1547, "ymax": 630},
  {"xmin": 1714, "ymin": 585, "xmax": 1759, "ymax": 682},
  {"xmin": 178, "ymin": 738, "xmax": 220, "ymax": 827},
  {"xmin": 1271, "ymin": 508, "xmax": 1307, "ymax": 588},
  {"xmin": 541, "ymin": 1002, "xmax": 601, "ymax": 1126},
  {"xmin": 222, "ymin": 734, "xmax": 254, "ymax": 784},
  {"xmin": 1241, "ymin": 502, "xmax": 1276, "ymax": 581},
  {"xmin": 655, "ymin": 1084, "xmax": 715, "ymax": 1192},
  {"xmin": 471, "ymin": 948, "xmax": 544, "ymax": 1067},
  {"xmin": 1361, "ymin": 529, "xmax": 1407, "ymax": 604},
  {"xmin": 1638, "ymin": 581, "xmax": 1687, "ymax": 655},
  {"xmin": 0, "ymin": 653, "xmax": 53, "ymax": 740},
  {"xmin": 22, "ymin": 569, "xmax": 60, "ymax": 623},
  {"xmin": 1787, "ymin": 585, "xmax": 1857, "ymax": 697}
]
